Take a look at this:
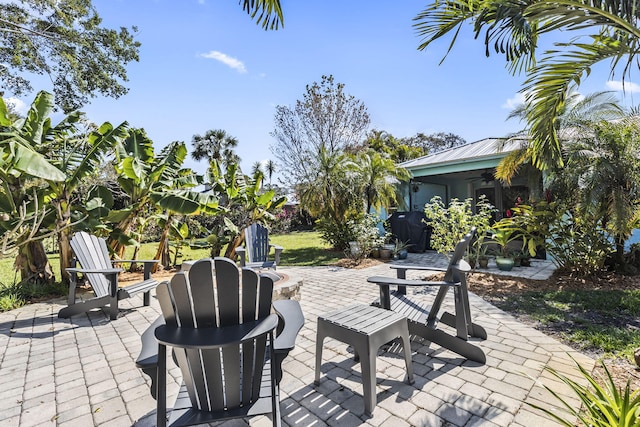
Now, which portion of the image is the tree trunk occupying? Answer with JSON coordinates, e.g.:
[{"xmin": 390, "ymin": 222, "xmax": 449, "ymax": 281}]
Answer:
[
  {"xmin": 224, "ymin": 231, "xmax": 245, "ymax": 260},
  {"xmin": 153, "ymin": 220, "xmax": 172, "ymax": 273},
  {"xmin": 58, "ymin": 230, "xmax": 73, "ymax": 283},
  {"xmin": 16, "ymin": 240, "xmax": 55, "ymax": 284}
]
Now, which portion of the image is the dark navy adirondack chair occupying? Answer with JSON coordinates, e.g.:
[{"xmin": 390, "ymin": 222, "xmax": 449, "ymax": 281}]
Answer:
[
  {"xmin": 368, "ymin": 228, "xmax": 487, "ymax": 363},
  {"xmin": 236, "ymin": 223, "xmax": 283, "ymax": 270},
  {"xmin": 58, "ymin": 232, "xmax": 158, "ymax": 320},
  {"xmin": 137, "ymin": 257, "xmax": 304, "ymax": 427}
]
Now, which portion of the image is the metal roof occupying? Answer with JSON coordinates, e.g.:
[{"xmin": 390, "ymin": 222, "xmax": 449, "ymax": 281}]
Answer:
[{"xmin": 400, "ymin": 137, "xmax": 526, "ymax": 170}]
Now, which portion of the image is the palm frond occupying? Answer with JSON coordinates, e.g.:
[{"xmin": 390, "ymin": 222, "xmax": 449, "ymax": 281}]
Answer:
[{"xmin": 240, "ymin": 0, "xmax": 284, "ymax": 30}]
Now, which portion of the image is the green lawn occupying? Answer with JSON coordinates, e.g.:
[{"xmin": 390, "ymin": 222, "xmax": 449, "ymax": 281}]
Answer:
[
  {"xmin": 0, "ymin": 231, "xmax": 341, "ymax": 286},
  {"xmin": 493, "ymin": 289, "xmax": 640, "ymax": 359}
]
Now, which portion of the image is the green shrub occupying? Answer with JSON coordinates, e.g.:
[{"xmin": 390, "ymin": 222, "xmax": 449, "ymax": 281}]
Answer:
[
  {"xmin": 424, "ymin": 195, "xmax": 494, "ymax": 256},
  {"xmin": 345, "ymin": 214, "xmax": 384, "ymax": 261},
  {"xmin": 530, "ymin": 356, "xmax": 640, "ymax": 426}
]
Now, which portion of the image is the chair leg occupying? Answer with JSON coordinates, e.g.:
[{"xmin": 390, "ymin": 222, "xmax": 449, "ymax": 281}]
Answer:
[
  {"xmin": 143, "ymin": 290, "xmax": 151, "ymax": 306},
  {"xmin": 109, "ymin": 295, "xmax": 118, "ymax": 320},
  {"xmin": 314, "ymin": 324, "xmax": 325, "ymax": 385},
  {"xmin": 157, "ymin": 344, "xmax": 167, "ymax": 427}
]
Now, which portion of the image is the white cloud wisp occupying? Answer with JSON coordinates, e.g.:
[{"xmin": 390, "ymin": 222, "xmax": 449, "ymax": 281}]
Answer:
[{"xmin": 200, "ymin": 50, "xmax": 247, "ymax": 74}]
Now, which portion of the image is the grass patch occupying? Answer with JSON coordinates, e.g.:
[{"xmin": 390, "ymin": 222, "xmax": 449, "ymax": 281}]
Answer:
[{"xmin": 494, "ymin": 289, "xmax": 640, "ymax": 359}]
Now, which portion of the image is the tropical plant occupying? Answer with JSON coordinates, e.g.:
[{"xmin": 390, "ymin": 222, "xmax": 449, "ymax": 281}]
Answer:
[
  {"xmin": 109, "ymin": 131, "xmax": 219, "ymax": 261},
  {"xmin": 529, "ymin": 356, "xmax": 640, "ymax": 427},
  {"xmin": 528, "ymin": 200, "xmax": 612, "ymax": 275},
  {"xmin": 355, "ymin": 149, "xmax": 410, "ymax": 214},
  {"xmin": 207, "ymin": 160, "xmax": 286, "ymax": 258},
  {"xmin": 565, "ymin": 119, "xmax": 640, "ymax": 267},
  {"xmin": 0, "ymin": 91, "xmax": 69, "ymax": 283},
  {"xmin": 497, "ymin": 91, "xmax": 624, "ymax": 185},
  {"xmin": 413, "ymin": 0, "xmax": 640, "ymax": 172}
]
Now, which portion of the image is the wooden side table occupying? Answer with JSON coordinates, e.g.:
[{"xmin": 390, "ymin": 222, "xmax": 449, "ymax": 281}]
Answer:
[{"xmin": 314, "ymin": 304, "xmax": 414, "ymax": 416}]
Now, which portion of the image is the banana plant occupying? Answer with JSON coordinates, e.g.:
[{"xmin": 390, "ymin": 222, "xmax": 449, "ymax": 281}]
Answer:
[
  {"xmin": 0, "ymin": 91, "xmax": 67, "ymax": 283},
  {"xmin": 207, "ymin": 160, "xmax": 286, "ymax": 258},
  {"xmin": 109, "ymin": 131, "xmax": 219, "ymax": 264}
]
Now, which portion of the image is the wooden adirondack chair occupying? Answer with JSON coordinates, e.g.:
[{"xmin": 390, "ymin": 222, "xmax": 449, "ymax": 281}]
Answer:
[
  {"xmin": 236, "ymin": 223, "xmax": 283, "ymax": 270},
  {"xmin": 144, "ymin": 257, "xmax": 303, "ymax": 427},
  {"xmin": 368, "ymin": 228, "xmax": 488, "ymax": 363},
  {"xmin": 58, "ymin": 232, "xmax": 159, "ymax": 321}
]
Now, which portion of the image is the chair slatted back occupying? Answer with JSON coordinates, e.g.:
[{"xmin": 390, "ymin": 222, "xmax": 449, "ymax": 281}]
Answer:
[
  {"xmin": 443, "ymin": 227, "xmax": 476, "ymax": 283},
  {"xmin": 70, "ymin": 232, "xmax": 112, "ymax": 298},
  {"xmin": 155, "ymin": 257, "xmax": 274, "ymax": 412},
  {"xmin": 244, "ymin": 223, "xmax": 270, "ymax": 263}
]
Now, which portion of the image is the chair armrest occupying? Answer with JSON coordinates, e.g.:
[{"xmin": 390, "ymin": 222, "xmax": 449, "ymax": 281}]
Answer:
[
  {"xmin": 155, "ymin": 314, "xmax": 279, "ymax": 349},
  {"xmin": 136, "ymin": 316, "xmax": 165, "ymax": 370},
  {"xmin": 390, "ymin": 264, "xmax": 448, "ymax": 273},
  {"xmin": 272, "ymin": 300, "xmax": 304, "ymax": 352},
  {"xmin": 236, "ymin": 247, "xmax": 247, "ymax": 267},
  {"xmin": 114, "ymin": 259, "xmax": 159, "ymax": 264},
  {"xmin": 112, "ymin": 260, "xmax": 158, "ymax": 280},
  {"xmin": 66, "ymin": 267, "xmax": 123, "ymax": 275},
  {"xmin": 271, "ymin": 245, "xmax": 283, "ymax": 265},
  {"xmin": 367, "ymin": 276, "xmax": 459, "ymax": 287}
]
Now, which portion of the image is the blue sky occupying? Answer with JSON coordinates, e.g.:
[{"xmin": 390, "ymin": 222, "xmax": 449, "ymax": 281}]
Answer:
[{"xmin": 7, "ymin": 0, "xmax": 640, "ymax": 178}]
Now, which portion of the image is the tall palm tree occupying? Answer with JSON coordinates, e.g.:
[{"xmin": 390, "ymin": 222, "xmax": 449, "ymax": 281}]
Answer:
[
  {"xmin": 191, "ymin": 129, "xmax": 241, "ymax": 171},
  {"xmin": 265, "ymin": 159, "xmax": 276, "ymax": 186},
  {"xmin": 251, "ymin": 161, "xmax": 263, "ymax": 176},
  {"xmin": 413, "ymin": 0, "xmax": 640, "ymax": 171}
]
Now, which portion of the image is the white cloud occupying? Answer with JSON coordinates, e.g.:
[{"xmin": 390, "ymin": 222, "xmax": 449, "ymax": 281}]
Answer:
[
  {"xmin": 606, "ymin": 80, "xmax": 640, "ymax": 93},
  {"xmin": 200, "ymin": 50, "xmax": 247, "ymax": 73},
  {"xmin": 501, "ymin": 93, "xmax": 526, "ymax": 109},
  {"xmin": 4, "ymin": 97, "xmax": 27, "ymax": 115}
]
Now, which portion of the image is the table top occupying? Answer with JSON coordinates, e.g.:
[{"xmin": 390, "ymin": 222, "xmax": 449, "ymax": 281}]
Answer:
[{"xmin": 319, "ymin": 304, "xmax": 407, "ymax": 335}]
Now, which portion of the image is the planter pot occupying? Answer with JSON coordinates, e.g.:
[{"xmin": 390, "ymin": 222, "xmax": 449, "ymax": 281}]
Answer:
[
  {"xmin": 495, "ymin": 256, "xmax": 514, "ymax": 271},
  {"xmin": 371, "ymin": 248, "xmax": 380, "ymax": 258},
  {"xmin": 397, "ymin": 249, "xmax": 408, "ymax": 260},
  {"xmin": 520, "ymin": 257, "xmax": 531, "ymax": 267},
  {"xmin": 513, "ymin": 257, "xmax": 522, "ymax": 267},
  {"xmin": 379, "ymin": 249, "xmax": 392, "ymax": 259},
  {"xmin": 478, "ymin": 257, "xmax": 489, "ymax": 269}
]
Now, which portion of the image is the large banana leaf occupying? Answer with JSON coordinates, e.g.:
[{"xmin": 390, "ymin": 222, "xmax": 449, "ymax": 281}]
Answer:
[{"xmin": 4, "ymin": 139, "xmax": 66, "ymax": 181}]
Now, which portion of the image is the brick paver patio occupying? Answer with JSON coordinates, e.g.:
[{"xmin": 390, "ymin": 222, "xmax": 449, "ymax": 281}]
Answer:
[{"xmin": 0, "ymin": 256, "xmax": 591, "ymax": 426}]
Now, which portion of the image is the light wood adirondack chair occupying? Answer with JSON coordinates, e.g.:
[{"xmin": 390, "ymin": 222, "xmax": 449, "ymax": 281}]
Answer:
[
  {"xmin": 236, "ymin": 223, "xmax": 283, "ymax": 270},
  {"xmin": 58, "ymin": 232, "xmax": 159, "ymax": 320},
  {"xmin": 368, "ymin": 228, "xmax": 487, "ymax": 363},
  {"xmin": 147, "ymin": 257, "xmax": 303, "ymax": 427}
]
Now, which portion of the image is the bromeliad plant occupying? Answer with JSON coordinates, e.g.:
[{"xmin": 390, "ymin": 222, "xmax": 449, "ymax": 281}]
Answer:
[{"xmin": 529, "ymin": 356, "xmax": 640, "ymax": 426}]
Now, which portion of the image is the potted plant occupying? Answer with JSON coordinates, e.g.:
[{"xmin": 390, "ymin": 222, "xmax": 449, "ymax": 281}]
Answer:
[
  {"xmin": 476, "ymin": 244, "xmax": 491, "ymax": 269},
  {"xmin": 393, "ymin": 240, "xmax": 411, "ymax": 260},
  {"xmin": 490, "ymin": 226, "xmax": 520, "ymax": 271}
]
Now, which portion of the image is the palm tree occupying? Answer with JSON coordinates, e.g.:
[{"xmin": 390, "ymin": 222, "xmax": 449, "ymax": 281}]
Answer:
[
  {"xmin": 564, "ymin": 118, "xmax": 640, "ymax": 265},
  {"xmin": 265, "ymin": 159, "xmax": 276, "ymax": 186},
  {"xmin": 413, "ymin": 0, "xmax": 640, "ymax": 171},
  {"xmin": 251, "ymin": 161, "xmax": 263, "ymax": 176},
  {"xmin": 191, "ymin": 129, "xmax": 241, "ymax": 171},
  {"xmin": 356, "ymin": 150, "xmax": 410, "ymax": 214},
  {"xmin": 497, "ymin": 91, "xmax": 625, "ymax": 184}
]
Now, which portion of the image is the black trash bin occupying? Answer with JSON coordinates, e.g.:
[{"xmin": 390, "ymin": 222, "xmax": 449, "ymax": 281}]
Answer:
[{"xmin": 388, "ymin": 211, "xmax": 431, "ymax": 252}]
